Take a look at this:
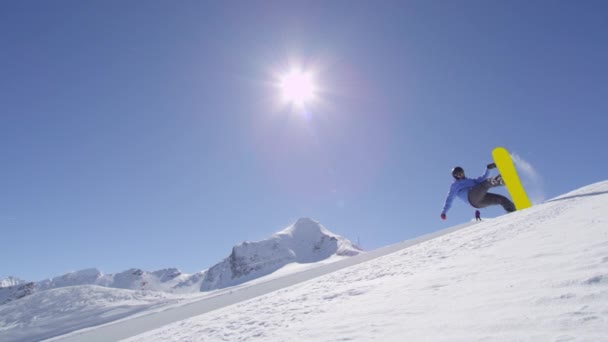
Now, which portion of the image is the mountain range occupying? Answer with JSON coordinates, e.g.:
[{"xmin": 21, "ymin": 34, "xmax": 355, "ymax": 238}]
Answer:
[{"xmin": 0, "ymin": 218, "xmax": 361, "ymax": 305}]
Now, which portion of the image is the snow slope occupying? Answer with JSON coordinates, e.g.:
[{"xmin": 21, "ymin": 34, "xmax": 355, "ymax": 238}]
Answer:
[
  {"xmin": 0, "ymin": 286, "xmax": 201, "ymax": 342},
  {"xmin": 109, "ymin": 180, "xmax": 608, "ymax": 341}
]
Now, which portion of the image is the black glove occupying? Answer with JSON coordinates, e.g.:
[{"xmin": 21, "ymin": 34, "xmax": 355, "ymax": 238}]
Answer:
[{"xmin": 487, "ymin": 162, "xmax": 496, "ymax": 169}]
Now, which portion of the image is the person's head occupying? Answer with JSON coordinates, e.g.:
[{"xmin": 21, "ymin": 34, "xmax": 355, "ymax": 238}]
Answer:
[{"xmin": 452, "ymin": 166, "xmax": 465, "ymax": 180}]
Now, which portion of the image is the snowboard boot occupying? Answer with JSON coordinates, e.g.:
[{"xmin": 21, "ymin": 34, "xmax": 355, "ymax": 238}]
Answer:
[{"xmin": 490, "ymin": 174, "xmax": 505, "ymax": 186}]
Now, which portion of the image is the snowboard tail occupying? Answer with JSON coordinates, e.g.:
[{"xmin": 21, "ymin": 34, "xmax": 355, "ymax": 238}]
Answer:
[{"xmin": 492, "ymin": 147, "xmax": 532, "ymax": 210}]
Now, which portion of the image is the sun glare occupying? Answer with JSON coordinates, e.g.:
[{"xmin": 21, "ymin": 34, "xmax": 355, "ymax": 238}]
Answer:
[{"xmin": 279, "ymin": 69, "xmax": 316, "ymax": 106}]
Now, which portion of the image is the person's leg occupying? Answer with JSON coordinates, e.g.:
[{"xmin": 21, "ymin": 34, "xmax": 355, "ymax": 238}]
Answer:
[
  {"xmin": 468, "ymin": 180, "xmax": 493, "ymax": 208},
  {"xmin": 478, "ymin": 193, "xmax": 516, "ymax": 212},
  {"xmin": 468, "ymin": 178, "xmax": 516, "ymax": 212}
]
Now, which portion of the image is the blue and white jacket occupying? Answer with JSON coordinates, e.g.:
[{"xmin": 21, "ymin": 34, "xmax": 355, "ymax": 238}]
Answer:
[{"xmin": 441, "ymin": 168, "xmax": 490, "ymax": 214}]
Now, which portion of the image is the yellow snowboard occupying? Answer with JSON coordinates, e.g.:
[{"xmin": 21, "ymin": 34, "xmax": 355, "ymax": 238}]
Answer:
[{"xmin": 492, "ymin": 147, "xmax": 532, "ymax": 210}]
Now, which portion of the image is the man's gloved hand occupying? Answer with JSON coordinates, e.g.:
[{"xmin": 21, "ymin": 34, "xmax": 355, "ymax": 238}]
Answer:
[
  {"xmin": 440, "ymin": 213, "xmax": 446, "ymax": 220},
  {"xmin": 487, "ymin": 162, "xmax": 496, "ymax": 169}
]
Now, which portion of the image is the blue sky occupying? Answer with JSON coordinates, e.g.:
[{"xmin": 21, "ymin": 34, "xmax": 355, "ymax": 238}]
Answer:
[{"xmin": 1, "ymin": 1, "xmax": 607, "ymax": 281}]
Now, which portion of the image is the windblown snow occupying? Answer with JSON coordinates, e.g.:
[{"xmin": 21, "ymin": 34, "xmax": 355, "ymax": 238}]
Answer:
[{"xmin": 2, "ymin": 182, "xmax": 608, "ymax": 341}]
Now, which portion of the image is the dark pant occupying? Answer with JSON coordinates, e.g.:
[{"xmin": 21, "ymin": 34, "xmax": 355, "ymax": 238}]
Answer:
[{"xmin": 468, "ymin": 179, "xmax": 516, "ymax": 212}]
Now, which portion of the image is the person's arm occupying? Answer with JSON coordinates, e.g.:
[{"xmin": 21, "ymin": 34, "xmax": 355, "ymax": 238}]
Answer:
[
  {"xmin": 441, "ymin": 185, "xmax": 456, "ymax": 219},
  {"xmin": 475, "ymin": 165, "xmax": 493, "ymax": 183}
]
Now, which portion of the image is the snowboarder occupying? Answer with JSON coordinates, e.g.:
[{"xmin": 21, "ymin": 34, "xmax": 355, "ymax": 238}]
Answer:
[
  {"xmin": 475, "ymin": 210, "xmax": 481, "ymax": 221},
  {"xmin": 440, "ymin": 163, "xmax": 516, "ymax": 220}
]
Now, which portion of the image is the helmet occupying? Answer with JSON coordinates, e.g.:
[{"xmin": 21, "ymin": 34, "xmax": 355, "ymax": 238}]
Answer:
[{"xmin": 451, "ymin": 166, "xmax": 465, "ymax": 179}]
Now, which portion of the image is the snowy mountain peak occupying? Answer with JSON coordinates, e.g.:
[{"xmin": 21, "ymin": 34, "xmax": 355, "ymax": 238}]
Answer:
[
  {"xmin": 0, "ymin": 276, "xmax": 25, "ymax": 288},
  {"xmin": 275, "ymin": 218, "xmax": 361, "ymax": 259},
  {"xmin": 38, "ymin": 268, "xmax": 103, "ymax": 290},
  {"xmin": 276, "ymin": 217, "xmax": 332, "ymax": 239},
  {"xmin": 199, "ymin": 218, "xmax": 362, "ymax": 291},
  {"xmin": 151, "ymin": 268, "xmax": 183, "ymax": 282}
]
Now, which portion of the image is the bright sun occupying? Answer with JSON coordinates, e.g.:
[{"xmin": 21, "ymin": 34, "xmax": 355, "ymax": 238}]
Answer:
[{"xmin": 279, "ymin": 69, "xmax": 316, "ymax": 106}]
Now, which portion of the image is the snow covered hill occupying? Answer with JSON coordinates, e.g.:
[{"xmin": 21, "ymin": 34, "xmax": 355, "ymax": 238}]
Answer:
[
  {"xmin": 0, "ymin": 268, "xmax": 192, "ymax": 306},
  {"xmin": 0, "ymin": 286, "xmax": 199, "ymax": 342},
  {"xmin": 55, "ymin": 180, "xmax": 608, "ymax": 342}
]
